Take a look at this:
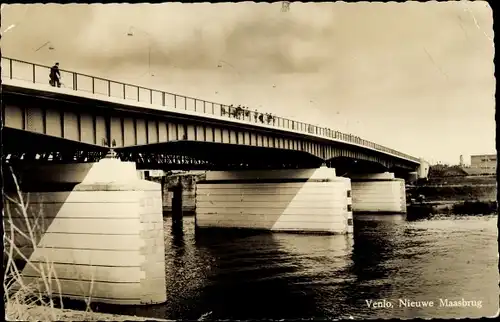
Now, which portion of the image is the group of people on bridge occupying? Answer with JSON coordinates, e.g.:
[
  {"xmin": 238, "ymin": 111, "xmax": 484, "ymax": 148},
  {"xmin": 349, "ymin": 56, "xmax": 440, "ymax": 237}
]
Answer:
[{"xmin": 222, "ymin": 104, "xmax": 277, "ymax": 125}]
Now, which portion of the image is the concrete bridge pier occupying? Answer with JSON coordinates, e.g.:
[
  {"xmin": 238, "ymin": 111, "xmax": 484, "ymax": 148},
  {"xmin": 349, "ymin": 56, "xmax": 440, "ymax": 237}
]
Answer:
[
  {"xmin": 195, "ymin": 167, "xmax": 353, "ymax": 234},
  {"xmin": 350, "ymin": 172, "xmax": 406, "ymax": 214},
  {"xmin": 3, "ymin": 157, "xmax": 167, "ymax": 305}
]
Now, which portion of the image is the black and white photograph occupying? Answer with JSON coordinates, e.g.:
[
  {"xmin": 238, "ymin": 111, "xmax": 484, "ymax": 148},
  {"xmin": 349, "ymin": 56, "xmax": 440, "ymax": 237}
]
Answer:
[{"xmin": 1, "ymin": 1, "xmax": 497, "ymax": 320}]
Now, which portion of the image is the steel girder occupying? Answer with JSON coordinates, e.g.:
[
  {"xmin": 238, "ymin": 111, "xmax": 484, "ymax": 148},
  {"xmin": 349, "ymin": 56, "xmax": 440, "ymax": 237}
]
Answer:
[
  {"xmin": 3, "ymin": 151, "xmax": 107, "ymax": 164},
  {"xmin": 117, "ymin": 150, "xmax": 322, "ymax": 170}
]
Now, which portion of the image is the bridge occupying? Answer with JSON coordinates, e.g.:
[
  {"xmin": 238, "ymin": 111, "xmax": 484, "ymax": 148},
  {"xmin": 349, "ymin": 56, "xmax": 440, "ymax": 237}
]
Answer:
[
  {"xmin": 2, "ymin": 57, "xmax": 429, "ymax": 306},
  {"xmin": 2, "ymin": 57, "xmax": 422, "ymax": 172}
]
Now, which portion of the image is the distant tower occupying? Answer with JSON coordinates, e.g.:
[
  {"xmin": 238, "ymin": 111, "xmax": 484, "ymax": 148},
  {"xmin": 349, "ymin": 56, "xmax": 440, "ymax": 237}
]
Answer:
[{"xmin": 459, "ymin": 155, "xmax": 464, "ymax": 166}]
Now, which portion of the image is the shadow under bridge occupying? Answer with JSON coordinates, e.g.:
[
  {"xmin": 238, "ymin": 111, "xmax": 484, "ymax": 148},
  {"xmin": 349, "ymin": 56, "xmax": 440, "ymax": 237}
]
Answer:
[{"xmin": 114, "ymin": 141, "xmax": 324, "ymax": 170}]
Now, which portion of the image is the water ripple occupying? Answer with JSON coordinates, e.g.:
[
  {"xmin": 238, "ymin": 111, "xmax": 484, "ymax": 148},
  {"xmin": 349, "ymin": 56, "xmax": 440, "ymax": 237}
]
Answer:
[{"xmin": 94, "ymin": 214, "xmax": 498, "ymax": 320}]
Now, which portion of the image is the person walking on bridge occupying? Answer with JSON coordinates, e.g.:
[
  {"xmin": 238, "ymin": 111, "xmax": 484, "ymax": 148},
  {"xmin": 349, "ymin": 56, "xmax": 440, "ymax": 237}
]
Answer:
[{"xmin": 49, "ymin": 62, "xmax": 61, "ymax": 87}]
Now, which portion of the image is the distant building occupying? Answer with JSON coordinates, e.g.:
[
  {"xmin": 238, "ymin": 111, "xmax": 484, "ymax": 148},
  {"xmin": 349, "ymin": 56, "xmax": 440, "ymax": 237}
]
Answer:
[
  {"xmin": 459, "ymin": 155, "xmax": 464, "ymax": 166},
  {"xmin": 468, "ymin": 154, "xmax": 496, "ymax": 175}
]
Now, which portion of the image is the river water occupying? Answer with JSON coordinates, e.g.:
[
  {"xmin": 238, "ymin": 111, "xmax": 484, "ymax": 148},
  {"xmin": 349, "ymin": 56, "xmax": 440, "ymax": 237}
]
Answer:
[{"xmin": 97, "ymin": 214, "xmax": 498, "ymax": 320}]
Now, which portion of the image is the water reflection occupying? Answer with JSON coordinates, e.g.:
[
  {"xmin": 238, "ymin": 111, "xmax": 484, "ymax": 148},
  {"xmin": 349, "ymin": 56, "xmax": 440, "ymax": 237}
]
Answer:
[
  {"xmin": 272, "ymin": 233, "xmax": 356, "ymax": 319},
  {"xmin": 171, "ymin": 221, "xmax": 184, "ymax": 249},
  {"xmin": 193, "ymin": 231, "xmax": 321, "ymax": 320},
  {"xmin": 93, "ymin": 214, "xmax": 498, "ymax": 320}
]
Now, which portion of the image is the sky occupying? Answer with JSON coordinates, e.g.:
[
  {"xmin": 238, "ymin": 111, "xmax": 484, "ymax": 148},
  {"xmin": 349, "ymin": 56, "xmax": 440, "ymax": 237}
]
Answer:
[{"xmin": 1, "ymin": 2, "xmax": 495, "ymax": 165}]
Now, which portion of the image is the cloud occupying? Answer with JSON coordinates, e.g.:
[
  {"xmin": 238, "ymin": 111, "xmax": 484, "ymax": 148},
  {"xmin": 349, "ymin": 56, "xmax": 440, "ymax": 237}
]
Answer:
[
  {"xmin": 2, "ymin": 4, "xmax": 95, "ymax": 56},
  {"xmin": 59, "ymin": 3, "xmax": 339, "ymax": 74}
]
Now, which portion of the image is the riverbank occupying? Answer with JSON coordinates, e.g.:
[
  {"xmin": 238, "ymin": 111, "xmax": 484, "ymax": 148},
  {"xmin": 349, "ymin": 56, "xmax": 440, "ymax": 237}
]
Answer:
[
  {"xmin": 5, "ymin": 303, "xmax": 171, "ymax": 321},
  {"xmin": 407, "ymin": 175, "xmax": 496, "ymax": 201},
  {"xmin": 406, "ymin": 175, "xmax": 497, "ymax": 220},
  {"xmin": 407, "ymin": 200, "xmax": 497, "ymax": 220}
]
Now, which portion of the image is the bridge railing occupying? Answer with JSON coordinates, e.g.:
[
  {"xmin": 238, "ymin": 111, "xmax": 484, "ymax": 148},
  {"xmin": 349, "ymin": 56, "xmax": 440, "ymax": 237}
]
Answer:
[{"xmin": 1, "ymin": 57, "xmax": 419, "ymax": 163}]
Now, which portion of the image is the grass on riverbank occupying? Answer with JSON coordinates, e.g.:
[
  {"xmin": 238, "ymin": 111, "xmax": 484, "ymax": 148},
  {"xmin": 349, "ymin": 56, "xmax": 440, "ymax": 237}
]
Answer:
[
  {"xmin": 3, "ymin": 168, "xmax": 98, "ymax": 321},
  {"xmin": 6, "ymin": 303, "xmax": 159, "ymax": 321}
]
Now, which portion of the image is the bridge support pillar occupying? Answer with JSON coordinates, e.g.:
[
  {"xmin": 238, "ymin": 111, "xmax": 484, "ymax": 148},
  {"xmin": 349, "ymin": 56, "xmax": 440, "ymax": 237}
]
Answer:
[
  {"xmin": 171, "ymin": 179, "xmax": 183, "ymax": 232},
  {"xmin": 195, "ymin": 167, "xmax": 352, "ymax": 234},
  {"xmin": 350, "ymin": 172, "xmax": 406, "ymax": 213},
  {"xmin": 3, "ymin": 158, "xmax": 167, "ymax": 305}
]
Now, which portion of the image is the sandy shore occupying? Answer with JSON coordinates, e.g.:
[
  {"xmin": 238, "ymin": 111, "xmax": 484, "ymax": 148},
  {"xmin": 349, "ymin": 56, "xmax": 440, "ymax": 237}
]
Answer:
[{"xmin": 5, "ymin": 303, "xmax": 171, "ymax": 321}]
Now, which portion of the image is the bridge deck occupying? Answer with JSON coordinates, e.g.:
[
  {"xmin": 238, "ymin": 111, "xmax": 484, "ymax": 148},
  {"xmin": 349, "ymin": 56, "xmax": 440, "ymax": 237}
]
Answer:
[{"xmin": 1, "ymin": 57, "xmax": 419, "ymax": 165}]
